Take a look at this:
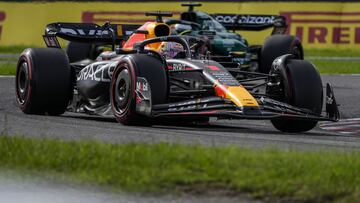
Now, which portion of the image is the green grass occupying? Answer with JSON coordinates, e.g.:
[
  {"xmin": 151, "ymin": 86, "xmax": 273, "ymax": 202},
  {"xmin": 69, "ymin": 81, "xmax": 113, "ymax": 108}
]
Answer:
[
  {"xmin": 0, "ymin": 63, "xmax": 16, "ymax": 75},
  {"xmin": 304, "ymin": 49, "xmax": 360, "ymax": 74},
  {"xmin": 311, "ymin": 60, "xmax": 360, "ymax": 74},
  {"xmin": 1, "ymin": 135, "xmax": 360, "ymax": 202},
  {"xmin": 0, "ymin": 45, "xmax": 37, "ymax": 54},
  {"xmin": 305, "ymin": 48, "xmax": 360, "ymax": 57}
]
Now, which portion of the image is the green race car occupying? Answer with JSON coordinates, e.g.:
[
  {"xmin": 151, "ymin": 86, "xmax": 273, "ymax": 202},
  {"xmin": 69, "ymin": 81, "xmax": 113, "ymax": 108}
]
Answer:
[{"xmin": 165, "ymin": 3, "xmax": 303, "ymax": 73}]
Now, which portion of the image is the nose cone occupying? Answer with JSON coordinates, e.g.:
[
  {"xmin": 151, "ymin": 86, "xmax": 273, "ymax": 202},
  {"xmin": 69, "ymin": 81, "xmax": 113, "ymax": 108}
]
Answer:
[{"xmin": 215, "ymin": 85, "xmax": 259, "ymax": 107}]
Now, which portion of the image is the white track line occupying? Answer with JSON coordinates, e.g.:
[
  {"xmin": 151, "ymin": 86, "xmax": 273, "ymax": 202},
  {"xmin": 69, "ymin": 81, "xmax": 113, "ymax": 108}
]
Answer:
[{"xmin": 320, "ymin": 118, "xmax": 360, "ymax": 135}]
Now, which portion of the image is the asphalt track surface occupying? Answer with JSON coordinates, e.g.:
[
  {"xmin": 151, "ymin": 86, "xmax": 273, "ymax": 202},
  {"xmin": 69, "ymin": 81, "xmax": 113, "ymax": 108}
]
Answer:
[{"xmin": 0, "ymin": 75, "xmax": 360, "ymax": 150}]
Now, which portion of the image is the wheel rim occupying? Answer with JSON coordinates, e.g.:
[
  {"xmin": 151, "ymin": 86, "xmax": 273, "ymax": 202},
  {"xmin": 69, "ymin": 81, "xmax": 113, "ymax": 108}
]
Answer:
[
  {"xmin": 266, "ymin": 66, "xmax": 288, "ymax": 102},
  {"xmin": 17, "ymin": 61, "xmax": 30, "ymax": 104},
  {"xmin": 114, "ymin": 67, "xmax": 131, "ymax": 114}
]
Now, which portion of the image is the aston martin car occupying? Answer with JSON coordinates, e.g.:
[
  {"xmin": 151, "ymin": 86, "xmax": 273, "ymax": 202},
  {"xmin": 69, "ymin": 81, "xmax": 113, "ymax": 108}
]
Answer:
[{"xmin": 165, "ymin": 3, "xmax": 303, "ymax": 73}]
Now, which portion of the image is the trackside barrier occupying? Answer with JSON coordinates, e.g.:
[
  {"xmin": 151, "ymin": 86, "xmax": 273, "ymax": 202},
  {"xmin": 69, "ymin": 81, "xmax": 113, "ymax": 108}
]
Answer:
[{"xmin": 1, "ymin": 2, "xmax": 360, "ymax": 48}]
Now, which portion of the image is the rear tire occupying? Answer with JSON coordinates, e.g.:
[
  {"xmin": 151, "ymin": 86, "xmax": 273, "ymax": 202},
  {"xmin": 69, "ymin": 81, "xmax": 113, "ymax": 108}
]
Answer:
[
  {"xmin": 110, "ymin": 54, "xmax": 168, "ymax": 125},
  {"xmin": 259, "ymin": 35, "xmax": 303, "ymax": 73},
  {"xmin": 16, "ymin": 48, "xmax": 73, "ymax": 115},
  {"xmin": 66, "ymin": 42, "xmax": 101, "ymax": 63},
  {"xmin": 267, "ymin": 59, "xmax": 323, "ymax": 133}
]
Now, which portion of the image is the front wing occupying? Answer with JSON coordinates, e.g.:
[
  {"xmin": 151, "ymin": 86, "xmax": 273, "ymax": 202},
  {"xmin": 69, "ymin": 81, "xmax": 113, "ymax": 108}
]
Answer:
[{"xmin": 150, "ymin": 83, "xmax": 340, "ymax": 122}]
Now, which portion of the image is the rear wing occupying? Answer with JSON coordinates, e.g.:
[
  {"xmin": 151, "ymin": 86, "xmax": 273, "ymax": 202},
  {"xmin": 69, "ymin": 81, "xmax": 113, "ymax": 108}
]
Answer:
[
  {"xmin": 43, "ymin": 22, "xmax": 140, "ymax": 48},
  {"xmin": 212, "ymin": 14, "xmax": 287, "ymax": 34}
]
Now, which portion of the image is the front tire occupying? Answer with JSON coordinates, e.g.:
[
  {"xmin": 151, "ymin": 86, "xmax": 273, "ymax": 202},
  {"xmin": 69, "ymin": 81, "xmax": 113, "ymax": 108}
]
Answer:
[{"xmin": 267, "ymin": 58, "xmax": 323, "ymax": 133}]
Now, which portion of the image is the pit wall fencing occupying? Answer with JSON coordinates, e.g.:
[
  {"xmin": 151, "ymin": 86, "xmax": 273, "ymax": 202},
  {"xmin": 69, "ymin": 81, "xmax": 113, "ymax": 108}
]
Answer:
[{"xmin": 1, "ymin": 2, "xmax": 360, "ymax": 49}]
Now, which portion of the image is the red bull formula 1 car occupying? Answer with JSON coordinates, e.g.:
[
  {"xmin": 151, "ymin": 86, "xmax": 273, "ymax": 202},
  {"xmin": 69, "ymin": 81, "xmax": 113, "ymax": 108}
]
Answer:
[{"xmin": 15, "ymin": 12, "xmax": 340, "ymax": 133}]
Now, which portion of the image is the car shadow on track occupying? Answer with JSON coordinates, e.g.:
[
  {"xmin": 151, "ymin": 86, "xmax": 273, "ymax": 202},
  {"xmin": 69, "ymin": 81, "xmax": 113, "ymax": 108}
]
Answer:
[
  {"xmin": 63, "ymin": 113, "xmax": 340, "ymax": 137},
  {"xmin": 151, "ymin": 121, "xmax": 338, "ymax": 137},
  {"xmin": 64, "ymin": 114, "xmax": 117, "ymax": 123}
]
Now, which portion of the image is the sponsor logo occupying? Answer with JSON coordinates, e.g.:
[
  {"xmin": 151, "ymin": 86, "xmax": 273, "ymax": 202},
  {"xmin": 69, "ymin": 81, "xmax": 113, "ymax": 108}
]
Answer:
[
  {"xmin": 136, "ymin": 80, "xmax": 149, "ymax": 92},
  {"xmin": 172, "ymin": 63, "xmax": 186, "ymax": 71},
  {"xmin": 77, "ymin": 61, "xmax": 117, "ymax": 82},
  {"xmin": 60, "ymin": 28, "xmax": 109, "ymax": 36},
  {"xmin": 214, "ymin": 14, "xmax": 275, "ymax": 25},
  {"xmin": 0, "ymin": 11, "xmax": 6, "ymax": 40},
  {"xmin": 326, "ymin": 94, "xmax": 334, "ymax": 105},
  {"xmin": 281, "ymin": 11, "xmax": 360, "ymax": 45},
  {"xmin": 168, "ymin": 100, "xmax": 208, "ymax": 112},
  {"xmin": 135, "ymin": 77, "xmax": 152, "ymax": 115},
  {"xmin": 168, "ymin": 103, "xmax": 208, "ymax": 112},
  {"xmin": 82, "ymin": 11, "xmax": 181, "ymax": 24},
  {"xmin": 168, "ymin": 63, "xmax": 192, "ymax": 71}
]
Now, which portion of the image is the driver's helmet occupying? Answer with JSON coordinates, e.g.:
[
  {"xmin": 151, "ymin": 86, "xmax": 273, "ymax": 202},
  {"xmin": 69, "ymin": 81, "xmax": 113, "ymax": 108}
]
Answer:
[{"xmin": 159, "ymin": 41, "xmax": 184, "ymax": 58}]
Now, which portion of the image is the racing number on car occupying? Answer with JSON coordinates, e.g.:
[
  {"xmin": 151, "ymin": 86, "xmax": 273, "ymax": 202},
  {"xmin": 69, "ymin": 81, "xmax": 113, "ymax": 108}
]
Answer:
[{"xmin": 0, "ymin": 11, "xmax": 6, "ymax": 40}]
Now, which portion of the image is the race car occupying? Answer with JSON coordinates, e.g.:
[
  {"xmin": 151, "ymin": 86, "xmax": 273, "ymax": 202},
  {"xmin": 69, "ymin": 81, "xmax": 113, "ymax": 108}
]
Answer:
[
  {"xmin": 165, "ymin": 3, "xmax": 303, "ymax": 73},
  {"xmin": 15, "ymin": 12, "xmax": 340, "ymax": 133}
]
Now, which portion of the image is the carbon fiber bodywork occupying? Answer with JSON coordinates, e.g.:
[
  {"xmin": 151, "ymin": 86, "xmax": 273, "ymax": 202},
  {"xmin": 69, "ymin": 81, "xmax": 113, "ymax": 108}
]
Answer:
[{"xmin": 69, "ymin": 46, "xmax": 339, "ymax": 123}]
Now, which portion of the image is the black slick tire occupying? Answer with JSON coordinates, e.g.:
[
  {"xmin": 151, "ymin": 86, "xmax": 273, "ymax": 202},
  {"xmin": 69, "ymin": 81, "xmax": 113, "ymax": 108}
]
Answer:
[
  {"xmin": 267, "ymin": 59, "xmax": 323, "ymax": 133},
  {"xmin": 259, "ymin": 35, "xmax": 303, "ymax": 73},
  {"xmin": 66, "ymin": 42, "xmax": 98, "ymax": 63},
  {"xmin": 16, "ymin": 48, "xmax": 73, "ymax": 115},
  {"xmin": 110, "ymin": 54, "xmax": 168, "ymax": 125}
]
